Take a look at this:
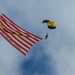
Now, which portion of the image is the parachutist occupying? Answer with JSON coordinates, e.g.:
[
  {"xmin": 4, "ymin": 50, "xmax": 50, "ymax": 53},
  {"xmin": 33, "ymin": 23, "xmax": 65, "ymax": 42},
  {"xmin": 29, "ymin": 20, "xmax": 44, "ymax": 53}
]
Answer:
[
  {"xmin": 45, "ymin": 33, "xmax": 48, "ymax": 39},
  {"xmin": 42, "ymin": 20, "xmax": 56, "ymax": 39}
]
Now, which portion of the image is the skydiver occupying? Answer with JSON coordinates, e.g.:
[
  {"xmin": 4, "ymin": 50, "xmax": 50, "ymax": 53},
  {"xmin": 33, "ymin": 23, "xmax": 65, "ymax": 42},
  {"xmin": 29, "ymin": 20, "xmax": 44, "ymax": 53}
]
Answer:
[{"xmin": 45, "ymin": 33, "xmax": 48, "ymax": 39}]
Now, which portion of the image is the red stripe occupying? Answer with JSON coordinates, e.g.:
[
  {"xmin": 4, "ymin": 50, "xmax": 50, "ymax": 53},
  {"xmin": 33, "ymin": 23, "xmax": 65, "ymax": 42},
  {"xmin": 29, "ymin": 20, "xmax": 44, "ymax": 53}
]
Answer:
[
  {"xmin": 1, "ymin": 19, "xmax": 33, "ymax": 47},
  {"xmin": 0, "ymin": 29, "xmax": 26, "ymax": 55},
  {"xmin": 0, "ymin": 14, "xmax": 42, "ymax": 55},
  {"xmin": 0, "ymin": 28, "xmax": 28, "ymax": 53},
  {"xmin": 1, "ymin": 16, "xmax": 37, "ymax": 44},
  {"xmin": 2, "ymin": 14, "xmax": 42, "ymax": 40},
  {"xmin": 1, "ymin": 22, "xmax": 31, "ymax": 50}
]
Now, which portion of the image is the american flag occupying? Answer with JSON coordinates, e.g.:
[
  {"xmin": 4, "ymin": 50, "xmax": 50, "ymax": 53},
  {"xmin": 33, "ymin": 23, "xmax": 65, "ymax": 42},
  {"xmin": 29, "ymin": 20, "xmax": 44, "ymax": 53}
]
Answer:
[{"xmin": 0, "ymin": 14, "xmax": 42, "ymax": 55}]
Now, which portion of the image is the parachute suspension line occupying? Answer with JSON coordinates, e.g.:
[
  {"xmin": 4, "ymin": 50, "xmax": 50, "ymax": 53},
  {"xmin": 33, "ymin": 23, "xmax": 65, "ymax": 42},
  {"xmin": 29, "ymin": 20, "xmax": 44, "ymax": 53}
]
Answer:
[
  {"xmin": 45, "ymin": 31, "xmax": 48, "ymax": 39},
  {"xmin": 44, "ymin": 24, "xmax": 49, "ymax": 39}
]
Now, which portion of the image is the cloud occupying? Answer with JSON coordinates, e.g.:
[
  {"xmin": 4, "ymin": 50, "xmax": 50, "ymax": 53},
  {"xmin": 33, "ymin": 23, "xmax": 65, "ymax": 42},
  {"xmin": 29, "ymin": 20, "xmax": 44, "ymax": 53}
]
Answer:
[{"xmin": 1, "ymin": 0, "xmax": 75, "ymax": 75}]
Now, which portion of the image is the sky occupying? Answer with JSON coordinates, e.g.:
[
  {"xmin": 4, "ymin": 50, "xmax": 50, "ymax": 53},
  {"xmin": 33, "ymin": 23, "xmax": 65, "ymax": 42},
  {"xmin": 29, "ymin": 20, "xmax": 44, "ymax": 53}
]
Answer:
[{"xmin": 0, "ymin": 0, "xmax": 75, "ymax": 75}]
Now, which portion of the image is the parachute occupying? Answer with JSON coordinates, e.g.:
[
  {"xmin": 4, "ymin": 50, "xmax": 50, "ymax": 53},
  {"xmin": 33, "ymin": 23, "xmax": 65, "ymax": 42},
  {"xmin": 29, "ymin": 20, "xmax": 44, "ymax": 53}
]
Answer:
[
  {"xmin": 0, "ymin": 14, "xmax": 42, "ymax": 55},
  {"xmin": 42, "ymin": 20, "xmax": 56, "ymax": 29}
]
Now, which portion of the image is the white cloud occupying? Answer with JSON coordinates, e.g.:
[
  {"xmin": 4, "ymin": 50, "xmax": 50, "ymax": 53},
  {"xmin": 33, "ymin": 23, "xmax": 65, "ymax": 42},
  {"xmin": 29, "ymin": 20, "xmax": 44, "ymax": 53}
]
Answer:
[{"xmin": 1, "ymin": 0, "xmax": 75, "ymax": 75}]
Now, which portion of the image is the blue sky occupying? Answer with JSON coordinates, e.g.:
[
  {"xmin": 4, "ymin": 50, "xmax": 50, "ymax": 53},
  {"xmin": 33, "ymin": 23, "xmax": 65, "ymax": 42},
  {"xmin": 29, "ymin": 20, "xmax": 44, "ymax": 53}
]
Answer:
[{"xmin": 1, "ymin": 0, "xmax": 75, "ymax": 75}]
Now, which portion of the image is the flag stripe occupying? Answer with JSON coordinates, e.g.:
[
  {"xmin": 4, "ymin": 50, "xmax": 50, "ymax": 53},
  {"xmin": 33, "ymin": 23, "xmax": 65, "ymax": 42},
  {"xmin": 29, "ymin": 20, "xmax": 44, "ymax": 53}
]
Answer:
[
  {"xmin": 0, "ymin": 22, "xmax": 30, "ymax": 51},
  {"xmin": 0, "ymin": 22, "xmax": 29, "ymax": 53},
  {"xmin": 0, "ymin": 29, "xmax": 26, "ymax": 55},
  {"xmin": 1, "ymin": 19, "xmax": 34, "ymax": 46},
  {"xmin": 1, "ymin": 22, "xmax": 31, "ymax": 49},
  {"xmin": 1, "ymin": 16, "xmax": 38, "ymax": 44},
  {"xmin": 0, "ymin": 14, "xmax": 42, "ymax": 55},
  {"xmin": 2, "ymin": 14, "xmax": 42, "ymax": 40},
  {"xmin": 2, "ymin": 16, "xmax": 37, "ymax": 43},
  {"xmin": 7, "ymin": 34, "xmax": 29, "ymax": 51},
  {"xmin": 2, "ymin": 29, "xmax": 28, "ymax": 52}
]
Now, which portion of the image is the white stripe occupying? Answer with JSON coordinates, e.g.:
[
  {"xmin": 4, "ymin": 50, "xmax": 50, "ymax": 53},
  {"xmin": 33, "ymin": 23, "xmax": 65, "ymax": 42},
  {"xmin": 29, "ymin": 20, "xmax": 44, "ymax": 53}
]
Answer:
[
  {"xmin": 20, "ymin": 48, "xmax": 27, "ymax": 54},
  {"xmin": 1, "ymin": 19, "xmax": 35, "ymax": 46},
  {"xmin": 1, "ymin": 19, "xmax": 29, "ymax": 37},
  {"xmin": 2, "ymin": 15, "xmax": 26, "ymax": 33},
  {"xmin": 7, "ymin": 33, "xmax": 29, "ymax": 51},
  {"xmin": 1, "ymin": 20, "xmax": 17, "ymax": 32},
  {"xmin": 1, "ymin": 14, "xmax": 42, "ymax": 55},
  {"xmin": 6, "ymin": 21, "xmax": 17, "ymax": 30},
  {"xmin": 2, "ymin": 15, "xmax": 41, "ymax": 40},
  {"xmin": 0, "ymin": 30, "xmax": 27, "ymax": 54},
  {"xmin": 13, "ymin": 43, "xmax": 27, "ymax": 54},
  {"xmin": 22, "ymin": 36, "xmax": 35, "ymax": 45},
  {"xmin": 14, "ymin": 34, "xmax": 31, "ymax": 48},
  {"xmin": 28, "ymin": 37, "xmax": 38, "ymax": 43},
  {"xmin": 1, "ymin": 16, "xmax": 17, "ymax": 31},
  {"xmin": 2, "ymin": 15, "xmax": 11, "ymax": 23}
]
